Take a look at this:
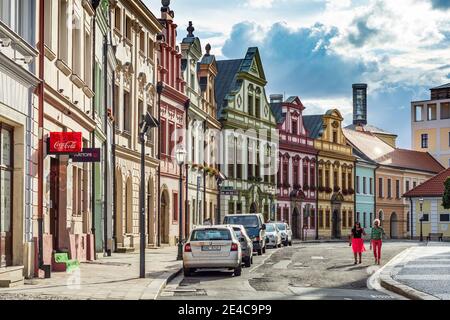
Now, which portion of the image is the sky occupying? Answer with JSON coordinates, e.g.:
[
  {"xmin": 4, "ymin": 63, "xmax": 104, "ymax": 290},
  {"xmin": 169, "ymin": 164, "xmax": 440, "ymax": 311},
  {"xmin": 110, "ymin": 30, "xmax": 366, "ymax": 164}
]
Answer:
[{"xmin": 145, "ymin": 0, "xmax": 450, "ymax": 148}]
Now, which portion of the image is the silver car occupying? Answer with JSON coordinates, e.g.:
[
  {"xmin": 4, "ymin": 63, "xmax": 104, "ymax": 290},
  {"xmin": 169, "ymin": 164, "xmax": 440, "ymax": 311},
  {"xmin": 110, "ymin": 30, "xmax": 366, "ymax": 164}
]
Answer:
[
  {"xmin": 230, "ymin": 225, "xmax": 253, "ymax": 267},
  {"xmin": 265, "ymin": 223, "xmax": 282, "ymax": 248},
  {"xmin": 276, "ymin": 222, "xmax": 293, "ymax": 246},
  {"xmin": 183, "ymin": 225, "xmax": 242, "ymax": 277}
]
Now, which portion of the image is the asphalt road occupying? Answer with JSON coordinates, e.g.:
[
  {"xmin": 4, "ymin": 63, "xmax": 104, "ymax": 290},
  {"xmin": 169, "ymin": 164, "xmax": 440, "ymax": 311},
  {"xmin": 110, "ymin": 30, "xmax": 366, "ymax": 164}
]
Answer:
[{"xmin": 159, "ymin": 241, "xmax": 415, "ymax": 300}]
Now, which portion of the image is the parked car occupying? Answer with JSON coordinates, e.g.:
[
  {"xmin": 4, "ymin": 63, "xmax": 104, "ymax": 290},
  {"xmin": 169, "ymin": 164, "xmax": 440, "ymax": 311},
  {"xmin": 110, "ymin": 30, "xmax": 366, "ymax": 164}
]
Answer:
[
  {"xmin": 230, "ymin": 225, "xmax": 253, "ymax": 267},
  {"xmin": 223, "ymin": 214, "xmax": 267, "ymax": 256},
  {"xmin": 183, "ymin": 225, "xmax": 242, "ymax": 277},
  {"xmin": 276, "ymin": 222, "xmax": 293, "ymax": 246},
  {"xmin": 265, "ymin": 223, "xmax": 282, "ymax": 248}
]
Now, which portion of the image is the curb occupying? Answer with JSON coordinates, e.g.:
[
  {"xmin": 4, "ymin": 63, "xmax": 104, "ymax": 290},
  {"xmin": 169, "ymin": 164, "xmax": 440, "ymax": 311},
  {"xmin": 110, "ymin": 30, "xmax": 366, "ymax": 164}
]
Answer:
[
  {"xmin": 141, "ymin": 267, "xmax": 182, "ymax": 300},
  {"xmin": 378, "ymin": 247, "xmax": 440, "ymax": 300}
]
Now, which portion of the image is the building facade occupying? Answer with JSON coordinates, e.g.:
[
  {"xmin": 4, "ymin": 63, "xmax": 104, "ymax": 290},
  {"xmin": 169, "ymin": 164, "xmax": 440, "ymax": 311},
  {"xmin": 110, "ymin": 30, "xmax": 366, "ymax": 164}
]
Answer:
[
  {"xmin": 157, "ymin": 2, "xmax": 189, "ymax": 246},
  {"xmin": 215, "ymin": 47, "xmax": 278, "ymax": 223},
  {"xmin": 0, "ymin": 0, "xmax": 39, "ymax": 284},
  {"xmin": 354, "ymin": 158, "xmax": 376, "ymax": 234},
  {"xmin": 304, "ymin": 110, "xmax": 356, "ymax": 239},
  {"xmin": 181, "ymin": 22, "xmax": 221, "ymax": 233},
  {"xmin": 411, "ymin": 83, "xmax": 450, "ymax": 168},
  {"xmin": 111, "ymin": 0, "xmax": 161, "ymax": 250},
  {"xmin": 404, "ymin": 168, "xmax": 450, "ymax": 240},
  {"xmin": 270, "ymin": 95, "xmax": 317, "ymax": 239}
]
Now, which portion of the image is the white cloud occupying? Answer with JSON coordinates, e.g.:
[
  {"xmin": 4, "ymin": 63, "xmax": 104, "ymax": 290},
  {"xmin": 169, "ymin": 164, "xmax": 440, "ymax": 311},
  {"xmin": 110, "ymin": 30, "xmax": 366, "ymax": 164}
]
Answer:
[{"xmin": 245, "ymin": 0, "xmax": 275, "ymax": 8}]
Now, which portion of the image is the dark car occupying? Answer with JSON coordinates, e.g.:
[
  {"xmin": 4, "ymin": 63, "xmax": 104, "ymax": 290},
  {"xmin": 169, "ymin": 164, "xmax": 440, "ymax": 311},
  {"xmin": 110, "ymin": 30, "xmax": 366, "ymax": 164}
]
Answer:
[{"xmin": 223, "ymin": 214, "xmax": 266, "ymax": 256}]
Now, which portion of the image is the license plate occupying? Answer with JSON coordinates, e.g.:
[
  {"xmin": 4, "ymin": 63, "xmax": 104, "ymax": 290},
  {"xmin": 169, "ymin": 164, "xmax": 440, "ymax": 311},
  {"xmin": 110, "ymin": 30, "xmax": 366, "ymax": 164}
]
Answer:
[{"xmin": 202, "ymin": 245, "xmax": 221, "ymax": 251}]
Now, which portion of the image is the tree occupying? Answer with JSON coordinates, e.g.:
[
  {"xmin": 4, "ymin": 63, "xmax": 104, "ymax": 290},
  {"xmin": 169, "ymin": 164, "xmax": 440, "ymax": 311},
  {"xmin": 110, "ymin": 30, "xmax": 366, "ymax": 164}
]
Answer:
[{"xmin": 443, "ymin": 177, "xmax": 450, "ymax": 210}]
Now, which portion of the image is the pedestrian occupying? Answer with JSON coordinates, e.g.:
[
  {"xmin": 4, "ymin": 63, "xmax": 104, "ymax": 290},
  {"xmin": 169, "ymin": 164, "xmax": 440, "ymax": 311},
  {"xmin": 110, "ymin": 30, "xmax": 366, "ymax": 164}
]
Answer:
[
  {"xmin": 370, "ymin": 219, "xmax": 385, "ymax": 265},
  {"xmin": 349, "ymin": 222, "xmax": 366, "ymax": 265}
]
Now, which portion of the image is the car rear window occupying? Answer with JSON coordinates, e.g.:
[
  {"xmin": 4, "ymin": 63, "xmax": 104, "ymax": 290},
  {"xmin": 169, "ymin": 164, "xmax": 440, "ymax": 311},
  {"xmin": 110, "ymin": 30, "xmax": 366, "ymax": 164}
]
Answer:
[
  {"xmin": 276, "ymin": 224, "xmax": 286, "ymax": 230},
  {"xmin": 224, "ymin": 216, "xmax": 260, "ymax": 228},
  {"xmin": 266, "ymin": 224, "xmax": 276, "ymax": 232},
  {"xmin": 191, "ymin": 229, "xmax": 231, "ymax": 241},
  {"xmin": 234, "ymin": 230, "xmax": 242, "ymax": 238}
]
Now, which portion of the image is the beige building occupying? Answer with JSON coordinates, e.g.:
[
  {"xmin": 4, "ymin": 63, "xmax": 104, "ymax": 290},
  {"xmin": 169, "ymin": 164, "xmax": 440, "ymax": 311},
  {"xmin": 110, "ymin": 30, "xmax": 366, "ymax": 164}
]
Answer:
[
  {"xmin": 181, "ymin": 22, "xmax": 221, "ymax": 232},
  {"xmin": 110, "ymin": 1, "xmax": 162, "ymax": 251},
  {"xmin": 411, "ymin": 83, "xmax": 450, "ymax": 168}
]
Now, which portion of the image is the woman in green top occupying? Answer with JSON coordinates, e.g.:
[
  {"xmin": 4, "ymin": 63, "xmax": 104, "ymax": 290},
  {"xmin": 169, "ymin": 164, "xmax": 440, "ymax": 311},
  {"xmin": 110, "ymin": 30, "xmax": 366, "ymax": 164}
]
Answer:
[{"xmin": 370, "ymin": 219, "xmax": 385, "ymax": 265}]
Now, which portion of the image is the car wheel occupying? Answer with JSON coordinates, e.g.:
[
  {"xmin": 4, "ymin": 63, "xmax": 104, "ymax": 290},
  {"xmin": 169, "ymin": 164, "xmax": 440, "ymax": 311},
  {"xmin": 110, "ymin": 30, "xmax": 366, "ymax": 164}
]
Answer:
[
  {"xmin": 183, "ymin": 267, "xmax": 191, "ymax": 277},
  {"xmin": 278, "ymin": 243, "xmax": 282, "ymax": 248},
  {"xmin": 257, "ymin": 249, "xmax": 263, "ymax": 256},
  {"xmin": 234, "ymin": 265, "xmax": 242, "ymax": 276},
  {"xmin": 289, "ymin": 241, "xmax": 293, "ymax": 246},
  {"xmin": 283, "ymin": 241, "xmax": 288, "ymax": 247},
  {"xmin": 244, "ymin": 257, "xmax": 251, "ymax": 268}
]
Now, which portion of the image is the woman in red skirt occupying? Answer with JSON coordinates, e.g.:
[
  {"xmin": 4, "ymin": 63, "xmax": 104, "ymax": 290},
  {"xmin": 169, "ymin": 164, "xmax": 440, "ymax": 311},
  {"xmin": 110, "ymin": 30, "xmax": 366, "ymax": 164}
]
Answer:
[{"xmin": 349, "ymin": 222, "xmax": 366, "ymax": 264}]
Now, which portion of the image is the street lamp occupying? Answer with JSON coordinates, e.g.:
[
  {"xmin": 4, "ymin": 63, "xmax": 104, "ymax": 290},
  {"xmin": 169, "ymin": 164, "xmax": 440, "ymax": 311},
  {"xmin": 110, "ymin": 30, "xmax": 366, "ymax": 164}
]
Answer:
[
  {"xmin": 215, "ymin": 172, "xmax": 226, "ymax": 225},
  {"xmin": 139, "ymin": 112, "xmax": 159, "ymax": 279},
  {"xmin": 419, "ymin": 198, "xmax": 424, "ymax": 242},
  {"xmin": 176, "ymin": 145, "xmax": 187, "ymax": 261}
]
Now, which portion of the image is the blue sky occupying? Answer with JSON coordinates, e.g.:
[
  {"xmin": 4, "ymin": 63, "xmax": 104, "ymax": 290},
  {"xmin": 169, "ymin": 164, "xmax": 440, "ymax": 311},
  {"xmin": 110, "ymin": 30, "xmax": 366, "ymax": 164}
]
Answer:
[{"xmin": 146, "ymin": 0, "xmax": 450, "ymax": 148}]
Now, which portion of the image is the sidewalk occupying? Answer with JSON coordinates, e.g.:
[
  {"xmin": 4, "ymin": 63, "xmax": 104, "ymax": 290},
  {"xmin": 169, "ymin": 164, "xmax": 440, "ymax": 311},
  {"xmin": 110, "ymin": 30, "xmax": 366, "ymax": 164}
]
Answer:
[
  {"xmin": 380, "ymin": 243, "xmax": 450, "ymax": 300},
  {"xmin": 0, "ymin": 246, "xmax": 182, "ymax": 300}
]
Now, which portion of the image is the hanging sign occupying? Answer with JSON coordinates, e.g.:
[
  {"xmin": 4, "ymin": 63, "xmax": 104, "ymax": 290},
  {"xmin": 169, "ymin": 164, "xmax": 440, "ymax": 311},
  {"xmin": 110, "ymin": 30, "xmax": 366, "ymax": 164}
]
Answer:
[
  {"xmin": 71, "ymin": 148, "xmax": 101, "ymax": 163},
  {"xmin": 48, "ymin": 132, "xmax": 82, "ymax": 154}
]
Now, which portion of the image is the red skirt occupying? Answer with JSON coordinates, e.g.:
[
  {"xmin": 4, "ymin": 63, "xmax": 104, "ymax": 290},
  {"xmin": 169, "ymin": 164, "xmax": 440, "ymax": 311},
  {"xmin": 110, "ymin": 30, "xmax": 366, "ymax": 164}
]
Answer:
[{"xmin": 352, "ymin": 238, "xmax": 366, "ymax": 253}]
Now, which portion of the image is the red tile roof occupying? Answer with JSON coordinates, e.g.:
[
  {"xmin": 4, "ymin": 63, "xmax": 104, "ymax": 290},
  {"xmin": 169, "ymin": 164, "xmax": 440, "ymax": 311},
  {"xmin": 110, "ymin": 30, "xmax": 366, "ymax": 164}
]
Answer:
[
  {"xmin": 403, "ymin": 168, "xmax": 450, "ymax": 198},
  {"xmin": 375, "ymin": 149, "xmax": 445, "ymax": 174}
]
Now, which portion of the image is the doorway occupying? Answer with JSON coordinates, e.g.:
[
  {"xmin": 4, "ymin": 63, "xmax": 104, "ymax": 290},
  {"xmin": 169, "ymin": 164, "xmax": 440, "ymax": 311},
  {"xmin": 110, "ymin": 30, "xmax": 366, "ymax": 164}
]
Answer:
[
  {"xmin": 332, "ymin": 209, "xmax": 341, "ymax": 239},
  {"xmin": 161, "ymin": 190, "xmax": 170, "ymax": 244},
  {"xmin": 292, "ymin": 208, "xmax": 300, "ymax": 239},
  {"xmin": 0, "ymin": 124, "xmax": 13, "ymax": 267},
  {"xmin": 250, "ymin": 202, "xmax": 257, "ymax": 214},
  {"xmin": 49, "ymin": 158, "xmax": 60, "ymax": 250},
  {"xmin": 390, "ymin": 212, "xmax": 399, "ymax": 239}
]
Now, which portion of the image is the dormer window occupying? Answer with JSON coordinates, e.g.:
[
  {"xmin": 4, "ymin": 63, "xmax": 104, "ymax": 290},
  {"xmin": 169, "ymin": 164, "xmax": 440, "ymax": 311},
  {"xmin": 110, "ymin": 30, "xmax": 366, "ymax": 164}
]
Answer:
[
  {"xmin": 332, "ymin": 130, "xmax": 338, "ymax": 143},
  {"xmin": 292, "ymin": 120, "xmax": 298, "ymax": 135}
]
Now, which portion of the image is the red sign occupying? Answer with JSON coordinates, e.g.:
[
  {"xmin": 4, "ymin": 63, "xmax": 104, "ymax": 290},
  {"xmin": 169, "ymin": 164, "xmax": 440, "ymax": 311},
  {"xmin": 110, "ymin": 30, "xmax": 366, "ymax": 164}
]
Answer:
[{"xmin": 49, "ymin": 132, "xmax": 82, "ymax": 154}]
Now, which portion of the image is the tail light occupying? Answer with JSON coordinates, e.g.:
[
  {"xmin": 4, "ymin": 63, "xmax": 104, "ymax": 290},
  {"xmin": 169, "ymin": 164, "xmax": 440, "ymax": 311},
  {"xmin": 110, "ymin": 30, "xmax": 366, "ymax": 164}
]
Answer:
[
  {"xmin": 184, "ymin": 243, "xmax": 192, "ymax": 253},
  {"xmin": 231, "ymin": 243, "xmax": 239, "ymax": 251},
  {"xmin": 255, "ymin": 237, "xmax": 261, "ymax": 242}
]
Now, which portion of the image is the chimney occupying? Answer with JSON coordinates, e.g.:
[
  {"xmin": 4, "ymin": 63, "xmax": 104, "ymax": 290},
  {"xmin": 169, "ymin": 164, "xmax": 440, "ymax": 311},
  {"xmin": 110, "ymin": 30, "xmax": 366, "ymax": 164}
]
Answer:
[
  {"xmin": 352, "ymin": 83, "xmax": 368, "ymax": 126},
  {"xmin": 270, "ymin": 94, "xmax": 283, "ymax": 104}
]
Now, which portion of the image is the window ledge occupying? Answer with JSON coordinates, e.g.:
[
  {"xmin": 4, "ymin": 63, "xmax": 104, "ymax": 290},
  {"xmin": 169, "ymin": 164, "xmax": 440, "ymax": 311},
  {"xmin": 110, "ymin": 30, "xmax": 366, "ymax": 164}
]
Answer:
[
  {"xmin": 83, "ymin": 86, "xmax": 95, "ymax": 99},
  {"xmin": 70, "ymin": 74, "xmax": 85, "ymax": 89},
  {"xmin": 44, "ymin": 45, "xmax": 57, "ymax": 61},
  {"xmin": 55, "ymin": 59, "xmax": 72, "ymax": 77},
  {"xmin": 82, "ymin": 0, "xmax": 95, "ymax": 16}
]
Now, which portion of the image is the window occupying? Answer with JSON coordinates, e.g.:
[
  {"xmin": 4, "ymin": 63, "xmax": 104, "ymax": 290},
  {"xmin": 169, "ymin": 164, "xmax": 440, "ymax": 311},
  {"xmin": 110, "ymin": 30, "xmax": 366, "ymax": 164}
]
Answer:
[
  {"xmin": 332, "ymin": 131, "xmax": 338, "ymax": 143},
  {"xmin": 292, "ymin": 120, "xmax": 298, "ymax": 135},
  {"xmin": 310, "ymin": 209, "xmax": 316, "ymax": 229},
  {"xmin": 84, "ymin": 31, "xmax": 92, "ymax": 87},
  {"xmin": 319, "ymin": 209, "xmax": 324, "ymax": 228},
  {"xmin": 387, "ymin": 179, "xmax": 392, "ymax": 198},
  {"xmin": 228, "ymin": 201, "xmax": 235, "ymax": 215},
  {"xmin": 363, "ymin": 213, "xmax": 367, "ymax": 228},
  {"xmin": 277, "ymin": 207, "xmax": 281, "ymax": 221},
  {"xmin": 114, "ymin": 84, "xmax": 120, "ymax": 129},
  {"xmin": 169, "ymin": 123, "xmax": 175, "ymax": 156},
  {"xmin": 247, "ymin": 139, "xmax": 253, "ymax": 178},
  {"xmin": 440, "ymin": 214, "xmax": 450, "ymax": 222},
  {"xmin": 333, "ymin": 170, "xmax": 338, "ymax": 189},
  {"xmin": 427, "ymin": 104, "xmax": 437, "ymax": 120},
  {"xmin": 325, "ymin": 210, "xmax": 330, "ymax": 228},
  {"xmin": 370, "ymin": 213, "xmax": 373, "ymax": 227},
  {"xmin": 114, "ymin": 7, "xmax": 121, "ymax": 32},
  {"xmin": 413, "ymin": 181, "xmax": 417, "ymax": 189},
  {"xmin": 293, "ymin": 163, "xmax": 299, "ymax": 187},
  {"xmin": 422, "ymin": 214, "xmax": 429, "ymax": 222},
  {"xmin": 44, "ymin": 0, "xmax": 52, "ymax": 47},
  {"xmin": 236, "ymin": 138, "xmax": 242, "ymax": 180},
  {"xmin": 310, "ymin": 167, "xmax": 315, "ymax": 188},
  {"xmin": 379, "ymin": 178, "xmax": 383, "ymax": 197},
  {"xmin": 227, "ymin": 137, "xmax": 235, "ymax": 178},
  {"xmin": 356, "ymin": 176, "xmax": 360, "ymax": 194},
  {"xmin": 236, "ymin": 203, "xmax": 242, "ymax": 214},
  {"xmin": 123, "ymin": 90, "xmax": 131, "ymax": 132},
  {"xmin": 441, "ymin": 103, "xmax": 450, "ymax": 120},
  {"xmin": 318, "ymin": 168, "xmax": 323, "ymax": 188},
  {"xmin": 325, "ymin": 169, "xmax": 330, "ymax": 188},
  {"xmin": 140, "ymin": 31, "xmax": 145, "ymax": 54},
  {"xmin": 161, "ymin": 119, "xmax": 167, "ymax": 154},
  {"xmin": 248, "ymin": 95, "xmax": 253, "ymax": 116},
  {"xmin": 58, "ymin": 0, "xmax": 69, "ymax": 62},
  {"xmin": 342, "ymin": 211, "xmax": 347, "ymax": 228},
  {"xmin": 369, "ymin": 178, "xmax": 373, "ymax": 195},
  {"xmin": 356, "ymin": 212, "xmax": 360, "ymax": 223},
  {"xmin": 303, "ymin": 164, "xmax": 308, "ymax": 187},
  {"xmin": 173, "ymin": 193, "xmax": 178, "ymax": 221},
  {"xmin": 342, "ymin": 172, "xmax": 347, "ymax": 190},
  {"xmin": 406, "ymin": 180, "xmax": 410, "ymax": 192},
  {"xmin": 138, "ymin": 100, "xmax": 144, "ymax": 126},
  {"xmin": 421, "ymin": 134, "xmax": 428, "ymax": 149},
  {"xmin": 0, "ymin": 125, "xmax": 13, "ymax": 248},
  {"xmin": 148, "ymin": 38, "xmax": 154, "ymax": 60},
  {"xmin": 415, "ymin": 105, "xmax": 423, "ymax": 121},
  {"xmin": 363, "ymin": 177, "xmax": 367, "ymax": 194},
  {"xmin": 72, "ymin": 166, "xmax": 86, "ymax": 217},
  {"xmin": 282, "ymin": 160, "xmax": 288, "ymax": 186},
  {"xmin": 72, "ymin": 13, "xmax": 82, "ymax": 75},
  {"xmin": 348, "ymin": 211, "xmax": 353, "ymax": 227},
  {"xmin": 125, "ymin": 15, "xmax": 132, "ymax": 41},
  {"xmin": 396, "ymin": 180, "xmax": 400, "ymax": 199},
  {"xmin": 255, "ymin": 96, "xmax": 261, "ymax": 118},
  {"xmin": 0, "ymin": 0, "xmax": 11, "ymax": 26},
  {"xmin": 348, "ymin": 172, "xmax": 353, "ymax": 189}
]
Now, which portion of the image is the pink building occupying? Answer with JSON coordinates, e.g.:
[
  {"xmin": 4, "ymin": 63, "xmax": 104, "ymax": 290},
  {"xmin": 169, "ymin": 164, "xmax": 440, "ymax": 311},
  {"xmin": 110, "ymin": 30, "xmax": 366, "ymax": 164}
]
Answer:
[{"xmin": 270, "ymin": 95, "xmax": 318, "ymax": 239}]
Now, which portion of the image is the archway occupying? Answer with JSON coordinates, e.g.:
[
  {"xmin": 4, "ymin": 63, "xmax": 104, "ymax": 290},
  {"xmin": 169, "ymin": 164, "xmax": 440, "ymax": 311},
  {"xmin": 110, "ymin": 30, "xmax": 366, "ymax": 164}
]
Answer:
[
  {"xmin": 390, "ymin": 212, "xmax": 399, "ymax": 239},
  {"xmin": 161, "ymin": 188, "xmax": 170, "ymax": 244},
  {"xmin": 292, "ymin": 207, "xmax": 300, "ymax": 239},
  {"xmin": 250, "ymin": 202, "xmax": 258, "ymax": 214},
  {"xmin": 115, "ymin": 168, "xmax": 124, "ymax": 247}
]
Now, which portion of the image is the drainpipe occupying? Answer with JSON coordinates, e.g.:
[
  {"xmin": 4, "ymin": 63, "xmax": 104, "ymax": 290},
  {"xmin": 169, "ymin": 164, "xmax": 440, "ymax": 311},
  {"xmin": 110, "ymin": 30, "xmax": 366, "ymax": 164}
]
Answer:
[
  {"xmin": 37, "ymin": 0, "xmax": 45, "ymax": 273},
  {"xmin": 185, "ymin": 101, "xmax": 190, "ymax": 236},
  {"xmin": 203, "ymin": 119, "xmax": 207, "ymax": 223},
  {"xmin": 91, "ymin": 8, "xmax": 97, "ymax": 259},
  {"xmin": 103, "ymin": 33, "xmax": 110, "ymax": 256},
  {"xmin": 157, "ymin": 82, "xmax": 163, "ymax": 247}
]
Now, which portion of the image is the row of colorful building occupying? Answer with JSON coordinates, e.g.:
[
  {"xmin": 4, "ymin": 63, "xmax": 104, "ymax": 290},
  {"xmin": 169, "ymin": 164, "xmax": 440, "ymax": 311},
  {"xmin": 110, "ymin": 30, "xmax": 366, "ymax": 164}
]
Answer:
[{"xmin": 0, "ymin": 0, "xmax": 449, "ymax": 286}]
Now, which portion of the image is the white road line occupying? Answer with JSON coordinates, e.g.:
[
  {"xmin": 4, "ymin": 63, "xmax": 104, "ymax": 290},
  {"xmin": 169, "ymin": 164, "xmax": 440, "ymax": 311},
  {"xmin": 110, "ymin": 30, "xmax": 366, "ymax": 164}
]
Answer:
[{"xmin": 273, "ymin": 260, "xmax": 291, "ymax": 269}]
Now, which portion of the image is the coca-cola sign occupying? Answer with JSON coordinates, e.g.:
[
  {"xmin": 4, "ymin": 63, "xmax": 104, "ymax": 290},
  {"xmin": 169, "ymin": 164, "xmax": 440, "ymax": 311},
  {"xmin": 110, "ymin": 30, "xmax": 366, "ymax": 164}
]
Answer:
[{"xmin": 49, "ymin": 132, "xmax": 82, "ymax": 154}]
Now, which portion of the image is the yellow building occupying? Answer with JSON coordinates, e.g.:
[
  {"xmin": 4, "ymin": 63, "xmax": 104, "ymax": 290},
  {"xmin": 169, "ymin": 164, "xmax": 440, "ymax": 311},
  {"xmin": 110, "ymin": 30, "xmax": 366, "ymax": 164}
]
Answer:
[
  {"xmin": 404, "ymin": 168, "xmax": 450, "ymax": 240},
  {"xmin": 304, "ymin": 110, "xmax": 356, "ymax": 239},
  {"xmin": 411, "ymin": 83, "xmax": 450, "ymax": 168}
]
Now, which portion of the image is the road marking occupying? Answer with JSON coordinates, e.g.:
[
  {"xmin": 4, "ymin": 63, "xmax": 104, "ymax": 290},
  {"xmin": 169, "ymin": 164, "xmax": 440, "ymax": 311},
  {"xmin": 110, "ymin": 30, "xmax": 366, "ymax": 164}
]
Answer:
[
  {"xmin": 394, "ymin": 275, "xmax": 450, "ymax": 280},
  {"xmin": 249, "ymin": 248, "xmax": 279, "ymax": 273},
  {"xmin": 311, "ymin": 256, "xmax": 325, "ymax": 260},
  {"xmin": 273, "ymin": 260, "xmax": 291, "ymax": 269}
]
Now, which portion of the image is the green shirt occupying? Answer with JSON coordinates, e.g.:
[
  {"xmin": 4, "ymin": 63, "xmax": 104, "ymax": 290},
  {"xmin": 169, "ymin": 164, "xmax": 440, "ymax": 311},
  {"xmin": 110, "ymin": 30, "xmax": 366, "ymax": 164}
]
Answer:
[{"xmin": 371, "ymin": 227, "xmax": 385, "ymax": 240}]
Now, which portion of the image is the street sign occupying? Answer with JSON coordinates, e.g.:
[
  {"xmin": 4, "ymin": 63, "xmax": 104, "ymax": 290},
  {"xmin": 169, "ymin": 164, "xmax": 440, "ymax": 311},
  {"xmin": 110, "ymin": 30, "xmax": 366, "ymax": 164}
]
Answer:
[{"xmin": 70, "ymin": 148, "xmax": 101, "ymax": 163}]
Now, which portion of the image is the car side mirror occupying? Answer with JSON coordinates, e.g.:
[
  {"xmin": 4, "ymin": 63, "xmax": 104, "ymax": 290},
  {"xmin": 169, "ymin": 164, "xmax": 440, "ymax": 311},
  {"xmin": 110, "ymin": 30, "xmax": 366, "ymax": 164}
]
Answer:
[{"xmin": 261, "ymin": 224, "xmax": 266, "ymax": 230}]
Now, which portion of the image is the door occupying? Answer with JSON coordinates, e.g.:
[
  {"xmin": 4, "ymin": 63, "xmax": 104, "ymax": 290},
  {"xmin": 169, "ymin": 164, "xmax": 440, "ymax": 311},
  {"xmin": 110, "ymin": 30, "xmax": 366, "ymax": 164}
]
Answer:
[
  {"xmin": 250, "ymin": 202, "xmax": 257, "ymax": 214},
  {"xmin": 390, "ymin": 213, "xmax": 399, "ymax": 239},
  {"xmin": 0, "ymin": 125, "xmax": 13, "ymax": 267},
  {"xmin": 332, "ymin": 209, "xmax": 341, "ymax": 239},
  {"xmin": 292, "ymin": 208, "xmax": 300, "ymax": 239},
  {"xmin": 50, "ymin": 158, "xmax": 60, "ymax": 250}
]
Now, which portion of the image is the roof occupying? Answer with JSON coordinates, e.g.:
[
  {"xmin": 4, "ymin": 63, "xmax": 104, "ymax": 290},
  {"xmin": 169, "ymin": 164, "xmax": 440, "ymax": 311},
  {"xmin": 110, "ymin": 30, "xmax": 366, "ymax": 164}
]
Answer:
[
  {"xmin": 303, "ymin": 115, "xmax": 324, "ymax": 138},
  {"xmin": 215, "ymin": 59, "xmax": 243, "ymax": 116},
  {"xmin": 345, "ymin": 124, "xmax": 396, "ymax": 136},
  {"xmin": 376, "ymin": 149, "xmax": 444, "ymax": 174},
  {"xmin": 431, "ymin": 83, "xmax": 450, "ymax": 90},
  {"xmin": 344, "ymin": 128, "xmax": 444, "ymax": 173},
  {"xmin": 404, "ymin": 168, "xmax": 450, "ymax": 198},
  {"xmin": 269, "ymin": 102, "xmax": 285, "ymax": 124}
]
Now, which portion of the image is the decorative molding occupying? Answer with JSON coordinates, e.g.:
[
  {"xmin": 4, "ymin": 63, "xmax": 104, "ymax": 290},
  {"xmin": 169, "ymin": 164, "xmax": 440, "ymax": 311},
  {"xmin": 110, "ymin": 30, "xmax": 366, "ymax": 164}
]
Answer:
[
  {"xmin": 55, "ymin": 59, "xmax": 72, "ymax": 77},
  {"xmin": 44, "ymin": 45, "xmax": 57, "ymax": 61},
  {"xmin": 70, "ymin": 74, "xmax": 85, "ymax": 89},
  {"xmin": 83, "ymin": 86, "xmax": 95, "ymax": 99},
  {"xmin": 82, "ymin": 0, "xmax": 95, "ymax": 16}
]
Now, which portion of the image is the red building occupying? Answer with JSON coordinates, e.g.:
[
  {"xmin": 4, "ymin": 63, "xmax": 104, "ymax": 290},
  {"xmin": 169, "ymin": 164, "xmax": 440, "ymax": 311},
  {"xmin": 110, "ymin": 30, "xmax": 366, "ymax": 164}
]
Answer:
[
  {"xmin": 157, "ymin": 2, "xmax": 189, "ymax": 245},
  {"xmin": 270, "ymin": 95, "xmax": 318, "ymax": 239}
]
